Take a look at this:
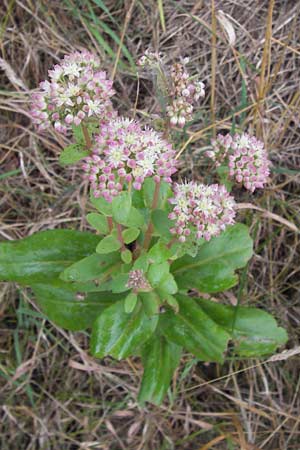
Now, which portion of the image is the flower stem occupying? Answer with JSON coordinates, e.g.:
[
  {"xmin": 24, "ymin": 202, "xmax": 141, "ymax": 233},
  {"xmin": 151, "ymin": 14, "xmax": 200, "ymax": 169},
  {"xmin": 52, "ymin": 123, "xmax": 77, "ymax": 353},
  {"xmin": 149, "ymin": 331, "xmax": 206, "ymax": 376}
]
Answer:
[
  {"xmin": 166, "ymin": 237, "xmax": 177, "ymax": 249},
  {"xmin": 143, "ymin": 180, "xmax": 161, "ymax": 251},
  {"xmin": 81, "ymin": 124, "xmax": 92, "ymax": 150},
  {"xmin": 107, "ymin": 216, "xmax": 113, "ymax": 233},
  {"xmin": 116, "ymin": 223, "xmax": 126, "ymax": 251}
]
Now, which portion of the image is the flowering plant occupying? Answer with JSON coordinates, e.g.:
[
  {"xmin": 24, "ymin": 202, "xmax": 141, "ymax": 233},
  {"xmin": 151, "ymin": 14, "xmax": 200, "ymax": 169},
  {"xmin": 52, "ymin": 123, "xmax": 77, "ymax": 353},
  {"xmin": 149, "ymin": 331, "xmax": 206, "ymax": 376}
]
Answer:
[{"xmin": 0, "ymin": 51, "xmax": 287, "ymax": 405}]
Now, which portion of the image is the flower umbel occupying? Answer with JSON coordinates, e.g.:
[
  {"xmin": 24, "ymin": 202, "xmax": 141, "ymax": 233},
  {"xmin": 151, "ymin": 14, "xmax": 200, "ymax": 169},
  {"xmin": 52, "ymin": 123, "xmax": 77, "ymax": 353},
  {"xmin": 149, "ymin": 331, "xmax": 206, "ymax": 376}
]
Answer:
[
  {"xmin": 168, "ymin": 181, "xmax": 236, "ymax": 242},
  {"xmin": 126, "ymin": 270, "xmax": 151, "ymax": 292},
  {"xmin": 82, "ymin": 117, "xmax": 177, "ymax": 202},
  {"xmin": 31, "ymin": 50, "xmax": 115, "ymax": 134},
  {"xmin": 228, "ymin": 133, "xmax": 270, "ymax": 192},
  {"xmin": 167, "ymin": 60, "xmax": 205, "ymax": 128},
  {"xmin": 207, "ymin": 133, "xmax": 270, "ymax": 192}
]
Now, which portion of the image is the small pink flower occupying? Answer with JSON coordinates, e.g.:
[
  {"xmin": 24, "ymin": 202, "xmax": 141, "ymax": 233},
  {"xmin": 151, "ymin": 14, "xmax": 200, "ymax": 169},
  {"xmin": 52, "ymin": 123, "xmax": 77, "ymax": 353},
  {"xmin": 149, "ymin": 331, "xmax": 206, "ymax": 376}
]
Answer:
[
  {"xmin": 168, "ymin": 181, "xmax": 236, "ymax": 242},
  {"xmin": 82, "ymin": 117, "xmax": 177, "ymax": 201},
  {"xmin": 30, "ymin": 50, "xmax": 115, "ymax": 134}
]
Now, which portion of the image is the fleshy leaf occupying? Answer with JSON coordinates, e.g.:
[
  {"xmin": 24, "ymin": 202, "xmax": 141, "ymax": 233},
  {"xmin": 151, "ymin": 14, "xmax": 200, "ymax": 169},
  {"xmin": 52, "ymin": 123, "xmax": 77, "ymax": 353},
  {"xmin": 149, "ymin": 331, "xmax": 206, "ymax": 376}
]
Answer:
[
  {"xmin": 91, "ymin": 301, "xmax": 158, "ymax": 359},
  {"xmin": 138, "ymin": 334, "xmax": 181, "ymax": 405},
  {"xmin": 122, "ymin": 227, "xmax": 140, "ymax": 244},
  {"xmin": 151, "ymin": 210, "xmax": 172, "ymax": 239},
  {"xmin": 31, "ymin": 279, "xmax": 121, "ymax": 331},
  {"xmin": 124, "ymin": 292, "xmax": 138, "ymax": 313},
  {"xmin": 60, "ymin": 252, "xmax": 120, "ymax": 283},
  {"xmin": 86, "ymin": 213, "xmax": 109, "ymax": 234},
  {"xmin": 112, "ymin": 192, "xmax": 132, "ymax": 225},
  {"xmin": 0, "ymin": 230, "xmax": 98, "ymax": 284},
  {"xmin": 171, "ymin": 224, "xmax": 253, "ymax": 293},
  {"xmin": 197, "ymin": 298, "xmax": 288, "ymax": 357},
  {"xmin": 90, "ymin": 194, "xmax": 112, "ymax": 216},
  {"xmin": 96, "ymin": 235, "xmax": 121, "ymax": 254},
  {"xmin": 161, "ymin": 295, "xmax": 230, "ymax": 362}
]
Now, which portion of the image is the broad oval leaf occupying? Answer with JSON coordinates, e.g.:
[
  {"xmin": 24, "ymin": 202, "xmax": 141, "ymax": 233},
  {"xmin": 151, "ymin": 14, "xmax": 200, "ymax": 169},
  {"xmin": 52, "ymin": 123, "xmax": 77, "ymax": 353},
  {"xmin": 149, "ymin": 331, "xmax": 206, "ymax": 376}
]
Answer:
[
  {"xmin": 122, "ymin": 227, "xmax": 140, "ymax": 244},
  {"xmin": 197, "ymin": 298, "xmax": 288, "ymax": 357},
  {"xmin": 60, "ymin": 252, "xmax": 120, "ymax": 283},
  {"xmin": 90, "ymin": 193, "xmax": 112, "ymax": 216},
  {"xmin": 0, "ymin": 230, "xmax": 98, "ymax": 284},
  {"xmin": 138, "ymin": 334, "xmax": 181, "ymax": 405},
  {"xmin": 86, "ymin": 213, "xmax": 109, "ymax": 234},
  {"xmin": 91, "ymin": 301, "xmax": 158, "ymax": 359},
  {"xmin": 31, "ymin": 279, "xmax": 122, "ymax": 331},
  {"xmin": 161, "ymin": 295, "xmax": 230, "ymax": 362},
  {"xmin": 112, "ymin": 192, "xmax": 132, "ymax": 225},
  {"xmin": 96, "ymin": 235, "xmax": 121, "ymax": 254},
  {"xmin": 171, "ymin": 224, "xmax": 253, "ymax": 293}
]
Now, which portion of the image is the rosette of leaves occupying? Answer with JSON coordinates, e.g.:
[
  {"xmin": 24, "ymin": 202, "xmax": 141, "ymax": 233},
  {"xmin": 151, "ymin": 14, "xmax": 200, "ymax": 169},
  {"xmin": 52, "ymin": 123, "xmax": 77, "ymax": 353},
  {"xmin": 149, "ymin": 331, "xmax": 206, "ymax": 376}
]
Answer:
[{"xmin": 0, "ymin": 183, "xmax": 287, "ymax": 405}]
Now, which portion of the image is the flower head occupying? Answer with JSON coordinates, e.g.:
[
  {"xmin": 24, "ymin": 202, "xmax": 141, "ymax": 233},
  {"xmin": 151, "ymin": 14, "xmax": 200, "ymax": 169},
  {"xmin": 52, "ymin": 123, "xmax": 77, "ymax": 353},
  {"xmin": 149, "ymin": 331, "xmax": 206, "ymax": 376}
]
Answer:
[
  {"xmin": 168, "ymin": 181, "xmax": 236, "ymax": 242},
  {"xmin": 228, "ymin": 133, "xmax": 270, "ymax": 192},
  {"xmin": 31, "ymin": 50, "xmax": 115, "ymax": 134},
  {"xmin": 82, "ymin": 117, "xmax": 177, "ymax": 202},
  {"xmin": 126, "ymin": 269, "xmax": 151, "ymax": 292},
  {"xmin": 206, "ymin": 133, "xmax": 233, "ymax": 166},
  {"xmin": 167, "ymin": 61, "xmax": 205, "ymax": 128},
  {"xmin": 207, "ymin": 133, "xmax": 271, "ymax": 192}
]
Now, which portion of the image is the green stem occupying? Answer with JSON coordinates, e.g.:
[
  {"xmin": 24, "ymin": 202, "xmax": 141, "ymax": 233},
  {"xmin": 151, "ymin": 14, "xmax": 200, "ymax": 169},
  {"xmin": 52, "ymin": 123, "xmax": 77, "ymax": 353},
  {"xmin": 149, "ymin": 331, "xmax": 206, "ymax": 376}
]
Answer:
[{"xmin": 142, "ymin": 180, "xmax": 161, "ymax": 251}]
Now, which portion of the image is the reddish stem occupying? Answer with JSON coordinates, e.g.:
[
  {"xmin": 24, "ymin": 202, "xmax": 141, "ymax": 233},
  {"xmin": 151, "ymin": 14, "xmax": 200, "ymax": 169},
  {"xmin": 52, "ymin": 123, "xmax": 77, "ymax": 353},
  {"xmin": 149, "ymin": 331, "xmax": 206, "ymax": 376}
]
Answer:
[
  {"xmin": 107, "ymin": 216, "xmax": 113, "ymax": 233},
  {"xmin": 166, "ymin": 237, "xmax": 177, "ymax": 249},
  {"xmin": 143, "ymin": 180, "xmax": 161, "ymax": 251},
  {"xmin": 81, "ymin": 124, "xmax": 92, "ymax": 150},
  {"xmin": 116, "ymin": 223, "xmax": 126, "ymax": 251}
]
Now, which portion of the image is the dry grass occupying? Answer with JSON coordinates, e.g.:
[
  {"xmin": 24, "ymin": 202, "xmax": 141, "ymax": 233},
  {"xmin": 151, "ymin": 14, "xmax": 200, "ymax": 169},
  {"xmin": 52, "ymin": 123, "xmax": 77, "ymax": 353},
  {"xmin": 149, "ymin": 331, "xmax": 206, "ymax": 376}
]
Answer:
[{"xmin": 1, "ymin": 1, "xmax": 300, "ymax": 449}]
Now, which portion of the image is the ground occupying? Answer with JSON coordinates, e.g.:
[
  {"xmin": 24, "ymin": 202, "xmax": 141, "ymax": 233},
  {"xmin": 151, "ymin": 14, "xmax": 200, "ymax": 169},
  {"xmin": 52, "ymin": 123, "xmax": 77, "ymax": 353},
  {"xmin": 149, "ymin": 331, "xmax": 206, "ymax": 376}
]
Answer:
[{"xmin": 0, "ymin": 1, "xmax": 300, "ymax": 449}]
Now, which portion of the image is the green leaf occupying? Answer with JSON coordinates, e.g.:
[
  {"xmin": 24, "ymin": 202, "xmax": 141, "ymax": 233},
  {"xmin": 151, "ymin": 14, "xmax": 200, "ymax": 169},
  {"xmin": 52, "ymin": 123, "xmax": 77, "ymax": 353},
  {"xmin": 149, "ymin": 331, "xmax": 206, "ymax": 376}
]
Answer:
[
  {"xmin": 147, "ymin": 262, "xmax": 169, "ymax": 287},
  {"xmin": 0, "ymin": 230, "xmax": 98, "ymax": 284},
  {"xmin": 140, "ymin": 291, "xmax": 161, "ymax": 315},
  {"xmin": 161, "ymin": 295, "xmax": 230, "ymax": 362},
  {"xmin": 171, "ymin": 224, "xmax": 253, "ymax": 293},
  {"xmin": 31, "ymin": 279, "xmax": 121, "ymax": 331},
  {"xmin": 91, "ymin": 301, "xmax": 158, "ymax": 359},
  {"xmin": 164, "ymin": 294, "xmax": 179, "ymax": 312},
  {"xmin": 138, "ymin": 334, "xmax": 181, "ymax": 405},
  {"xmin": 124, "ymin": 292, "xmax": 138, "ymax": 313},
  {"xmin": 96, "ymin": 235, "xmax": 121, "ymax": 254},
  {"xmin": 60, "ymin": 252, "xmax": 120, "ymax": 283},
  {"xmin": 122, "ymin": 227, "xmax": 140, "ymax": 244},
  {"xmin": 86, "ymin": 213, "xmax": 109, "ymax": 234},
  {"xmin": 126, "ymin": 207, "xmax": 144, "ymax": 228},
  {"xmin": 90, "ymin": 193, "xmax": 112, "ymax": 216},
  {"xmin": 198, "ymin": 298, "xmax": 288, "ymax": 357},
  {"xmin": 121, "ymin": 249, "xmax": 132, "ymax": 264},
  {"xmin": 112, "ymin": 192, "xmax": 132, "ymax": 225},
  {"xmin": 157, "ymin": 273, "xmax": 178, "ymax": 295},
  {"xmin": 148, "ymin": 240, "xmax": 173, "ymax": 263},
  {"xmin": 152, "ymin": 210, "xmax": 172, "ymax": 239},
  {"xmin": 110, "ymin": 273, "xmax": 130, "ymax": 293},
  {"xmin": 59, "ymin": 144, "xmax": 89, "ymax": 165},
  {"xmin": 142, "ymin": 179, "xmax": 172, "ymax": 209}
]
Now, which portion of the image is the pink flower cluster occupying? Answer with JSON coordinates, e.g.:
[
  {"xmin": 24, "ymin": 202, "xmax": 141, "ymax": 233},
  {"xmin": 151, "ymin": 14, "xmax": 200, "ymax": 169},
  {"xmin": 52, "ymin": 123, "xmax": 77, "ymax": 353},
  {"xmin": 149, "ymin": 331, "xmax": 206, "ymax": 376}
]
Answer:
[
  {"xmin": 167, "ymin": 60, "xmax": 205, "ymax": 128},
  {"xmin": 206, "ymin": 133, "xmax": 233, "ymax": 167},
  {"xmin": 207, "ymin": 133, "xmax": 270, "ymax": 192},
  {"xmin": 31, "ymin": 50, "xmax": 115, "ymax": 134},
  {"xmin": 168, "ymin": 182, "xmax": 236, "ymax": 242},
  {"xmin": 82, "ymin": 118, "xmax": 177, "ymax": 202},
  {"xmin": 126, "ymin": 270, "xmax": 151, "ymax": 292},
  {"xmin": 228, "ymin": 133, "xmax": 270, "ymax": 192}
]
